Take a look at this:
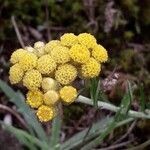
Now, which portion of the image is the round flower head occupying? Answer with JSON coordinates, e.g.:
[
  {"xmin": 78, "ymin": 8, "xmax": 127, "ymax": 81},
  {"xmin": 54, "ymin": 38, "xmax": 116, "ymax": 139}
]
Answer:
[
  {"xmin": 60, "ymin": 33, "xmax": 78, "ymax": 47},
  {"xmin": 36, "ymin": 54, "xmax": 56, "ymax": 75},
  {"xmin": 10, "ymin": 49, "xmax": 27, "ymax": 64},
  {"xmin": 60, "ymin": 86, "xmax": 77, "ymax": 104},
  {"xmin": 81, "ymin": 58, "xmax": 101, "ymax": 78},
  {"xmin": 92, "ymin": 44, "xmax": 108, "ymax": 63},
  {"xmin": 42, "ymin": 77, "xmax": 58, "ymax": 92},
  {"xmin": 26, "ymin": 90, "xmax": 43, "ymax": 108},
  {"xmin": 69, "ymin": 44, "xmax": 90, "ymax": 64},
  {"xmin": 25, "ymin": 46, "xmax": 35, "ymax": 53},
  {"xmin": 9, "ymin": 63, "xmax": 24, "ymax": 84},
  {"xmin": 55, "ymin": 64, "xmax": 77, "ymax": 85},
  {"xmin": 78, "ymin": 33, "xmax": 97, "ymax": 49},
  {"xmin": 44, "ymin": 90, "xmax": 59, "ymax": 106},
  {"xmin": 37, "ymin": 105, "xmax": 56, "ymax": 122},
  {"xmin": 34, "ymin": 41, "xmax": 45, "ymax": 57},
  {"xmin": 23, "ymin": 69, "xmax": 42, "ymax": 90},
  {"xmin": 51, "ymin": 46, "xmax": 70, "ymax": 64},
  {"xmin": 44, "ymin": 40, "xmax": 61, "ymax": 53},
  {"xmin": 19, "ymin": 52, "xmax": 37, "ymax": 71}
]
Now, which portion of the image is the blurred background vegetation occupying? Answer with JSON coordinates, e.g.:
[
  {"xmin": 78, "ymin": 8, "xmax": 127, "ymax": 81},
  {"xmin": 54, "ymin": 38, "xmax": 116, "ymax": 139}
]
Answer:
[{"xmin": 0, "ymin": 0, "xmax": 150, "ymax": 149}]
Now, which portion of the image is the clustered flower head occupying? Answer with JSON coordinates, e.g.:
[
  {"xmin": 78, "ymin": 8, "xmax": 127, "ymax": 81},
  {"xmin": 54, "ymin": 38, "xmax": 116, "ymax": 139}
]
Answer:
[{"xmin": 9, "ymin": 33, "xmax": 108, "ymax": 122}]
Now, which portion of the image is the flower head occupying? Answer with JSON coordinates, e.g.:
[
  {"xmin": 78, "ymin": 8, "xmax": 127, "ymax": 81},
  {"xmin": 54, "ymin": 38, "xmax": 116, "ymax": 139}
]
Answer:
[
  {"xmin": 81, "ymin": 58, "xmax": 101, "ymax": 78},
  {"xmin": 34, "ymin": 41, "xmax": 45, "ymax": 57},
  {"xmin": 44, "ymin": 90, "xmax": 59, "ymax": 106},
  {"xmin": 26, "ymin": 90, "xmax": 43, "ymax": 108},
  {"xmin": 42, "ymin": 77, "xmax": 58, "ymax": 92},
  {"xmin": 92, "ymin": 44, "xmax": 108, "ymax": 63},
  {"xmin": 60, "ymin": 86, "xmax": 77, "ymax": 104},
  {"xmin": 51, "ymin": 46, "xmax": 70, "ymax": 64},
  {"xmin": 60, "ymin": 33, "xmax": 78, "ymax": 47},
  {"xmin": 9, "ymin": 63, "xmax": 24, "ymax": 84},
  {"xmin": 55, "ymin": 64, "xmax": 77, "ymax": 85},
  {"xmin": 69, "ymin": 44, "xmax": 90, "ymax": 64},
  {"xmin": 36, "ymin": 54, "xmax": 56, "ymax": 75},
  {"xmin": 37, "ymin": 105, "xmax": 56, "ymax": 122},
  {"xmin": 78, "ymin": 33, "xmax": 97, "ymax": 49},
  {"xmin": 10, "ymin": 49, "xmax": 27, "ymax": 64},
  {"xmin": 44, "ymin": 40, "xmax": 61, "ymax": 53},
  {"xmin": 25, "ymin": 46, "xmax": 35, "ymax": 53},
  {"xmin": 23, "ymin": 69, "xmax": 42, "ymax": 90},
  {"xmin": 19, "ymin": 52, "xmax": 37, "ymax": 71}
]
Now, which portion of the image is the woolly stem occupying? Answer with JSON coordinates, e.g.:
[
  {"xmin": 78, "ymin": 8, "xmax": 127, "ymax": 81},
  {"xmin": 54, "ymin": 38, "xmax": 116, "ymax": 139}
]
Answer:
[{"xmin": 76, "ymin": 95, "xmax": 150, "ymax": 119}]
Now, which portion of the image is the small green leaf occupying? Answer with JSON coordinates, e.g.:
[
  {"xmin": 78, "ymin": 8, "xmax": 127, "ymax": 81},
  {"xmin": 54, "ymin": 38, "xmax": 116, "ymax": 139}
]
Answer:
[
  {"xmin": 139, "ymin": 84, "xmax": 146, "ymax": 112},
  {"xmin": 50, "ymin": 114, "xmax": 61, "ymax": 150}
]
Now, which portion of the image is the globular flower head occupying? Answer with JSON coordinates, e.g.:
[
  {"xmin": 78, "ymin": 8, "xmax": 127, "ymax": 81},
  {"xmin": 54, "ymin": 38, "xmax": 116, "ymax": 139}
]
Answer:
[
  {"xmin": 60, "ymin": 86, "xmax": 77, "ymax": 104},
  {"xmin": 26, "ymin": 90, "xmax": 43, "ymax": 108},
  {"xmin": 69, "ymin": 44, "xmax": 90, "ymax": 64},
  {"xmin": 10, "ymin": 49, "xmax": 27, "ymax": 64},
  {"xmin": 44, "ymin": 90, "xmax": 60, "ymax": 106},
  {"xmin": 34, "ymin": 41, "xmax": 45, "ymax": 57},
  {"xmin": 55, "ymin": 64, "xmax": 77, "ymax": 85},
  {"xmin": 9, "ymin": 63, "xmax": 24, "ymax": 84},
  {"xmin": 92, "ymin": 44, "xmax": 108, "ymax": 63},
  {"xmin": 19, "ymin": 52, "xmax": 37, "ymax": 71},
  {"xmin": 78, "ymin": 33, "xmax": 97, "ymax": 49},
  {"xmin": 36, "ymin": 105, "xmax": 56, "ymax": 122},
  {"xmin": 51, "ymin": 46, "xmax": 70, "ymax": 64},
  {"xmin": 44, "ymin": 40, "xmax": 61, "ymax": 53},
  {"xmin": 42, "ymin": 77, "xmax": 58, "ymax": 92},
  {"xmin": 36, "ymin": 54, "xmax": 57, "ymax": 75},
  {"xmin": 25, "ymin": 46, "xmax": 35, "ymax": 53},
  {"xmin": 81, "ymin": 58, "xmax": 101, "ymax": 78},
  {"xmin": 23, "ymin": 69, "xmax": 42, "ymax": 90},
  {"xmin": 60, "ymin": 33, "xmax": 78, "ymax": 47}
]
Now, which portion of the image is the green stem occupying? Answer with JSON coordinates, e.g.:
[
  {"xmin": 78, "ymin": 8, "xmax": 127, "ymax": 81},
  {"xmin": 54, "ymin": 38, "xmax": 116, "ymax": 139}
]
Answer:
[{"xmin": 76, "ymin": 95, "xmax": 150, "ymax": 119}]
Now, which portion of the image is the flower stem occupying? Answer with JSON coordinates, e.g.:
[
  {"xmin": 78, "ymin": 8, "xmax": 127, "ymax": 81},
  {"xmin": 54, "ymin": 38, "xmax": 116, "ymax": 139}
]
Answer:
[{"xmin": 76, "ymin": 95, "xmax": 150, "ymax": 119}]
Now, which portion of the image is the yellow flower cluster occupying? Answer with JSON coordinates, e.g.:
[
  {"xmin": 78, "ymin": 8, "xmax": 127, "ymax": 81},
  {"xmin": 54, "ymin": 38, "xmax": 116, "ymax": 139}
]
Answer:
[{"xmin": 9, "ymin": 32, "xmax": 108, "ymax": 122}]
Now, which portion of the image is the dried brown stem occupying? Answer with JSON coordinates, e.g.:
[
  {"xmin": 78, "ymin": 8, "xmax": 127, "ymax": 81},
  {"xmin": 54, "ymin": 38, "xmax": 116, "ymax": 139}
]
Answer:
[
  {"xmin": 0, "ymin": 104, "xmax": 27, "ymax": 129},
  {"xmin": 11, "ymin": 16, "xmax": 25, "ymax": 48}
]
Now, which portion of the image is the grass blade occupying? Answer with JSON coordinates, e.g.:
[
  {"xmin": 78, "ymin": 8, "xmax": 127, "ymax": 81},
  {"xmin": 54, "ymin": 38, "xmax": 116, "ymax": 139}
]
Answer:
[
  {"xmin": 139, "ymin": 84, "xmax": 146, "ymax": 112},
  {"xmin": 80, "ymin": 84, "xmax": 133, "ymax": 150},
  {"xmin": 0, "ymin": 121, "xmax": 49, "ymax": 150},
  {"xmin": 0, "ymin": 79, "xmax": 48, "ymax": 143},
  {"xmin": 50, "ymin": 114, "xmax": 61, "ymax": 150}
]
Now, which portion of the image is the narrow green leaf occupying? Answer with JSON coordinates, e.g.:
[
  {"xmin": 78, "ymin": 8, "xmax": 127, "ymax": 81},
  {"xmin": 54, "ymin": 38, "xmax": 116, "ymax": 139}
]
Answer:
[
  {"xmin": 50, "ymin": 115, "xmax": 61, "ymax": 150},
  {"xmin": 90, "ymin": 78, "xmax": 100, "ymax": 107},
  {"xmin": 0, "ymin": 121, "xmax": 49, "ymax": 150},
  {"xmin": 61, "ymin": 117, "xmax": 113, "ymax": 150},
  {"xmin": 81, "ymin": 87, "xmax": 133, "ymax": 150},
  {"xmin": 0, "ymin": 79, "xmax": 48, "ymax": 143}
]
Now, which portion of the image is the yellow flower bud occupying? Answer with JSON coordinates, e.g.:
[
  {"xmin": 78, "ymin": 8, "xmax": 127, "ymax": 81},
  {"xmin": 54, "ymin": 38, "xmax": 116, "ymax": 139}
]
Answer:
[
  {"xmin": 60, "ymin": 33, "xmax": 78, "ymax": 47},
  {"xmin": 36, "ymin": 54, "xmax": 57, "ymax": 75},
  {"xmin": 23, "ymin": 69, "xmax": 42, "ymax": 90},
  {"xmin": 92, "ymin": 44, "xmax": 108, "ymax": 63},
  {"xmin": 9, "ymin": 63, "xmax": 24, "ymax": 84},
  {"xmin": 34, "ymin": 41, "xmax": 45, "ymax": 57},
  {"xmin": 10, "ymin": 49, "xmax": 27, "ymax": 64},
  {"xmin": 36, "ymin": 105, "xmax": 56, "ymax": 122},
  {"xmin": 26, "ymin": 90, "xmax": 43, "ymax": 108},
  {"xmin": 78, "ymin": 33, "xmax": 97, "ymax": 49},
  {"xmin": 44, "ymin": 90, "xmax": 59, "ymax": 106},
  {"xmin": 81, "ymin": 58, "xmax": 101, "ymax": 78},
  {"xmin": 42, "ymin": 77, "xmax": 58, "ymax": 92},
  {"xmin": 44, "ymin": 40, "xmax": 61, "ymax": 53},
  {"xmin": 60, "ymin": 86, "xmax": 77, "ymax": 104},
  {"xmin": 55, "ymin": 64, "xmax": 77, "ymax": 85},
  {"xmin": 69, "ymin": 44, "xmax": 90, "ymax": 64}
]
